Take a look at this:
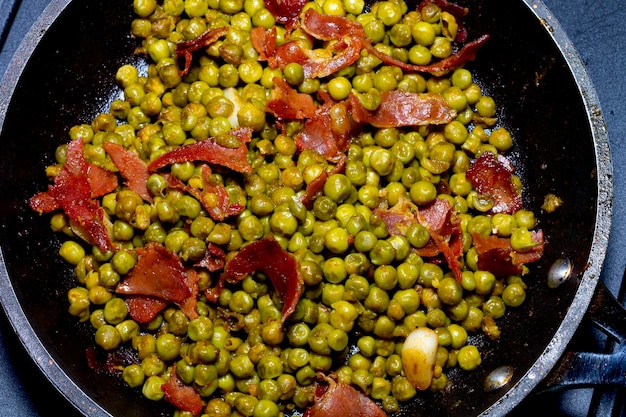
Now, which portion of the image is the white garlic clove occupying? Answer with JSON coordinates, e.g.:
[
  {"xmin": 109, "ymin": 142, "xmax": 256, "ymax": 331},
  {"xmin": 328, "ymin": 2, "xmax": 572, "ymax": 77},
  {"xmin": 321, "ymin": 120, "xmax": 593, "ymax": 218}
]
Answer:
[{"xmin": 402, "ymin": 327, "xmax": 438, "ymax": 390}]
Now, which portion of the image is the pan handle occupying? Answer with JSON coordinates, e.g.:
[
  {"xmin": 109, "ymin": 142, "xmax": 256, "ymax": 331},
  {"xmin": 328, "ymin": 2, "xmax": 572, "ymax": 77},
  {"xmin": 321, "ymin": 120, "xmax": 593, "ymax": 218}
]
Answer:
[{"xmin": 540, "ymin": 279, "xmax": 626, "ymax": 389}]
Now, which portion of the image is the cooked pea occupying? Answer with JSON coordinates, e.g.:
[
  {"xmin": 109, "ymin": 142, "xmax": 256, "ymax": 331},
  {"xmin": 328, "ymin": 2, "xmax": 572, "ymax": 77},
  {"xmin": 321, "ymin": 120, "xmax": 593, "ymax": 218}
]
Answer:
[
  {"xmin": 409, "ymin": 180, "xmax": 437, "ymax": 205},
  {"xmin": 59, "ymin": 241, "xmax": 85, "ymax": 265},
  {"xmin": 458, "ymin": 345, "xmax": 482, "ymax": 371},
  {"xmin": 95, "ymin": 324, "xmax": 122, "ymax": 350},
  {"xmin": 502, "ymin": 283, "xmax": 526, "ymax": 307},
  {"xmin": 483, "ymin": 296, "xmax": 506, "ymax": 319},
  {"xmin": 142, "ymin": 375, "xmax": 165, "ymax": 401},
  {"xmin": 437, "ymin": 277, "xmax": 463, "ymax": 305}
]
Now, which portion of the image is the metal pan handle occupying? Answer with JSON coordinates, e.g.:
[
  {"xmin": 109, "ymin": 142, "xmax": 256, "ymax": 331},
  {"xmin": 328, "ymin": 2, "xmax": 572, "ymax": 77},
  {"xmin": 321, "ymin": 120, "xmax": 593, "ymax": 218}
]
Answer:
[{"xmin": 541, "ymin": 279, "xmax": 626, "ymax": 388}]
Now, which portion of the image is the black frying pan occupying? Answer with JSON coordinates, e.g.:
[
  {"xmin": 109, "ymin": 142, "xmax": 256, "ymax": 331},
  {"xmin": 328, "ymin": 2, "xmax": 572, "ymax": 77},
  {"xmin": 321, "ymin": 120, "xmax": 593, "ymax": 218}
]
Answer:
[{"xmin": 0, "ymin": 0, "xmax": 614, "ymax": 416}]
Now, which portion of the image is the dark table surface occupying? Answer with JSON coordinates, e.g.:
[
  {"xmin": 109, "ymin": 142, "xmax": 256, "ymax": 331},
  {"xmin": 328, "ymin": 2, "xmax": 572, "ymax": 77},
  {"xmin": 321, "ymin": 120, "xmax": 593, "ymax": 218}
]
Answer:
[{"xmin": 1, "ymin": 0, "xmax": 626, "ymax": 416}]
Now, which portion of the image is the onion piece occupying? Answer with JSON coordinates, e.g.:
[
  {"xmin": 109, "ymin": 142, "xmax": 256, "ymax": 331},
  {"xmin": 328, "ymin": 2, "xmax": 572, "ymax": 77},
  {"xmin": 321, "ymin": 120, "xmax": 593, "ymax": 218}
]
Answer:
[{"xmin": 402, "ymin": 327, "xmax": 438, "ymax": 390}]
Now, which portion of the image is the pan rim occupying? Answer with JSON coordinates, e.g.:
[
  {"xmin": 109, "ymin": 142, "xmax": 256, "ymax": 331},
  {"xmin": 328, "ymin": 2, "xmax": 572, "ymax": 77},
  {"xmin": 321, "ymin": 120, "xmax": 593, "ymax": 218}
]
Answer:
[
  {"xmin": 479, "ymin": 1, "xmax": 613, "ymax": 415},
  {"xmin": 0, "ymin": 1, "xmax": 112, "ymax": 415},
  {"xmin": 0, "ymin": 0, "xmax": 613, "ymax": 416}
]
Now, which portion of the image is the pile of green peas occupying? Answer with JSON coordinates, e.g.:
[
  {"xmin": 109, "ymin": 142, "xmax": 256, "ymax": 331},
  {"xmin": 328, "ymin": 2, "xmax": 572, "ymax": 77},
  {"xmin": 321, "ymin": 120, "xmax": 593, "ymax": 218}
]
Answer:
[{"xmin": 47, "ymin": 0, "xmax": 543, "ymax": 415}]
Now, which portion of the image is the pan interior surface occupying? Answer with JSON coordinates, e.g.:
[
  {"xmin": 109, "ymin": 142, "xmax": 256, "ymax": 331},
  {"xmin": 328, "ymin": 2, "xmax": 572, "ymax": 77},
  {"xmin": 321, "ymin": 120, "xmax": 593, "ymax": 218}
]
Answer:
[{"xmin": 0, "ymin": 0, "xmax": 611, "ymax": 416}]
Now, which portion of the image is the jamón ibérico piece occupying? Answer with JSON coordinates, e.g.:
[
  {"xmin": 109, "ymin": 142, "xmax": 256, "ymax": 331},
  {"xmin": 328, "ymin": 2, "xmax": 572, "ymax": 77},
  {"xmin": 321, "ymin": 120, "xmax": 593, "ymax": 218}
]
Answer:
[
  {"xmin": 162, "ymin": 363, "xmax": 203, "ymax": 415},
  {"xmin": 148, "ymin": 127, "xmax": 253, "ymax": 174},
  {"xmin": 194, "ymin": 242, "xmax": 227, "ymax": 272},
  {"xmin": 303, "ymin": 378, "xmax": 387, "ymax": 417},
  {"xmin": 252, "ymin": 9, "xmax": 364, "ymax": 79},
  {"xmin": 267, "ymin": 77, "xmax": 317, "ymax": 120},
  {"xmin": 374, "ymin": 197, "xmax": 420, "ymax": 236},
  {"xmin": 264, "ymin": 0, "xmax": 308, "ymax": 30},
  {"xmin": 29, "ymin": 139, "xmax": 117, "ymax": 252},
  {"xmin": 219, "ymin": 235, "xmax": 303, "ymax": 321},
  {"xmin": 418, "ymin": 0, "xmax": 469, "ymax": 42},
  {"xmin": 417, "ymin": 198, "xmax": 464, "ymax": 281},
  {"xmin": 102, "ymin": 141, "xmax": 152, "ymax": 203},
  {"xmin": 116, "ymin": 243, "xmax": 199, "ymax": 322},
  {"xmin": 295, "ymin": 102, "xmax": 351, "ymax": 163},
  {"xmin": 472, "ymin": 230, "xmax": 545, "ymax": 276},
  {"xmin": 301, "ymin": 7, "xmax": 365, "ymax": 39},
  {"xmin": 176, "ymin": 26, "xmax": 229, "ymax": 76},
  {"xmin": 301, "ymin": 155, "xmax": 346, "ymax": 210},
  {"xmin": 466, "ymin": 152, "xmax": 522, "ymax": 214},
  {"xmin": 165, "ymin": 165, "xmax": 245, "ymax": 221},
  {"xmin": 124, "ymin": 295, "xmax": 169, "ymax": 323},
  {"xmin": 364, "ymin": 34, "xmax": 490, "ymax": 76},
  {"xmin": 349, "ymin": 91, "xmax": 456, "ymax": 128},
  {"xmin": 250, "ymin": 25, "xmax": 277, "ymax": 62}
]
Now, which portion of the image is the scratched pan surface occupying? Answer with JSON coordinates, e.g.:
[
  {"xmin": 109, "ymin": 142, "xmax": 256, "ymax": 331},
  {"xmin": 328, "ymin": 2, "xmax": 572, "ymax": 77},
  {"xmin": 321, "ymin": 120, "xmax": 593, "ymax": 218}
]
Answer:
[{"xmin": 0, "ymin": 0, "xmax": 611, "ymax": 416}]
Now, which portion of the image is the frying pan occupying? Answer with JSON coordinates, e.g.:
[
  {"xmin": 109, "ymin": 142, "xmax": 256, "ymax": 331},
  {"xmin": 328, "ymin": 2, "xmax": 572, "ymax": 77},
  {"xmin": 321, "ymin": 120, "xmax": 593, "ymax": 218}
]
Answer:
[{"xmin": 0, "ymin": 0, "xmax": 615, "ymax": 416}]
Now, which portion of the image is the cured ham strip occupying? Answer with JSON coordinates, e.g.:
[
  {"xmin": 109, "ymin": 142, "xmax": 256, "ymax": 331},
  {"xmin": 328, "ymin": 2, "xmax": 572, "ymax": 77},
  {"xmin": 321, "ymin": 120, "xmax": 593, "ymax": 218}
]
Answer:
[
  {"xmin": 29, "ymin": 139, "xmax": 117, "ymax": 252},
  {"xmin": 374, "ymin": 197, "xmax": 420, "ymax": 236},
  {"xmin": 417, "ymin": 198, "xmax": 464, "ymax": 281},
  {"xmin": 301, "ymin": 155, "xmax": 346, "ymax": 210},
  {"xmin": 294, "ymin": 102, "xmax": 351, "ymax": 163},
  {"xmin": 102, "ymin": 142, "xmax": 152, "ymax": 203},
  {"xmin": 176, "ymin": 26, "xmax": 229, "ymax": 76},
  {"xmin": 148, "ymin": 127, "xmax": 253, "ymax": 174},
  {"xmin": 364, "ymin": 34, "xmax": 490, "ymax": 76},
  {"xmin": 165, "ymin": 165, "xmax": 245, "ymax": 221},
  {"xmin": 162, "ymin": 363, "xmax": 203, "ymax": 415},
  {"xmin": 418, "ymin": 0, "xmax": 469, "ymax": 42},
  {"xmin": 472, "ymin": 230, "xmax": 545, "ymax": 276},
  {"xmin": 376, "ymin": 197, "xmax": 463, "ymax": 281},
  {"xmin": 117, "ymin": 243, "xmax": 191, "ymax": 304},
  {"xmin": 252, "ymin": 9, "xmax": 364, "ymax": 79},
  {"xmin": 194, "ymin": 242, "xmax": 227, "ymax": 272},
  {"xmin": 349, "ymin": 90, "xmax": 456, "ymax": 128},
  {"xmin": 267, "ymin": 77, "xmax": 317, "ymax": 120},
  {"xmin": 301, "ymin": 8, "xmax": 365, "ymax": 39},
  {"xmin": 220, "ymin": 235, "xmax": 303, "ymax": 321},
  {"xmin": 250, "ymin": 26, "xmax": 277, "ymax": 62},
  {"xmin": 466, "ymin": 152, "xmax": 522, "ymax": 214},
  {"xmin": 303, "ymin": 377, "xmax": 387, "ymax": 417},
  {"xmin": 124, "ymin": 295, "xmax": 169, "ymax": 323},
  {"xmin": 264, "ymin": 0, "xmax": 308, "ymax": 30}
]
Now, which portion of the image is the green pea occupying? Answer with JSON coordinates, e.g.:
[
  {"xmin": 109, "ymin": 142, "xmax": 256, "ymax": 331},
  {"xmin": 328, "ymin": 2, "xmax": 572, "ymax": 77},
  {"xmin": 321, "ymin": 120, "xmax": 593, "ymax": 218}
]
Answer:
[
  {"xmin": 59, "ymin": 241, "xmax": 85, "ymax": 265},
  {"xmin": 188, "ymin": 316, "xmax": 214, "ymax": 341},
  {"xmin": 502, "ymin": 283, "xmax": 526, "ymax": 307},
  {"xmin": 142, "ymin": 375, "xmax": 165, "ymax": 401},
  {"xmin": 409, "ymin": 180, "xmax": 437, "ymax": 205},
  {"xmin": 437, "ymin": 276, "xmax": 463, "ymax": 305},
  {"xmin": 324, "ymin": 227, "xmax": 350, "ymax": 254},
  {"xmin": 95, "ymin": 324, "xmax": 122, "ymax": 351},
  {"xmin": 324, "ymin": 174, "xmax": 352, "ymax": 203},
  {"xmin": 122, "ymin": 364, "xmax": 145, "ymax": 388},
  {"xmin": 483, "ymin": 296, "xmax": 506, "ymax": 319},
  {"xmin": 364, "ymin": 285, "xmax": 390, "ymax": 313},
  {"xmin": 458, "ymin": 345, "xmax": 482, "ymax": 371},
  {"xmin": 474, "ymin": 270, "xmax": 496, "ymax": 295},
  {"xmin": 253, "ymin": 399, "xmax": 280, "ymax": 417}
]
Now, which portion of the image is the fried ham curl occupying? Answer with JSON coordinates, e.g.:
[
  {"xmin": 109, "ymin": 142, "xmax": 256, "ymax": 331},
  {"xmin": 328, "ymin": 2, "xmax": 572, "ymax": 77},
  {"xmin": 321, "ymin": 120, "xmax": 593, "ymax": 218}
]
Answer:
[{"xmin": 29, "ymin": 0, "xmax": 547, "ymax": 415}]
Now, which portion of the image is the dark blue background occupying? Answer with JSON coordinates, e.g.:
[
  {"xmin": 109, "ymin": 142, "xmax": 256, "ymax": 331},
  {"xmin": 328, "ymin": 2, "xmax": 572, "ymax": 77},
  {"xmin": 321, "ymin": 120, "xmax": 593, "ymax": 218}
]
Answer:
[{"xmin": 1, "ymin": 0, "xmax": 625, "ymax": 415}]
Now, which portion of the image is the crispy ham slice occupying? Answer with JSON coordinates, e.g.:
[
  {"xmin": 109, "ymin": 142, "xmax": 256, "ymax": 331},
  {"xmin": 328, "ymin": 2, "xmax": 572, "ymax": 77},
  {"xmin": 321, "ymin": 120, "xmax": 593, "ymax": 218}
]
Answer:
[
  {"xmin": 349, "ymin": 90, "xmax": 456, "ymax": 128},
  {"xmin": 303, "ymin": 377, "xmax": 387, "ymax": 417},
  {"xmin": 116, "ymin": 243, "xmax": 199, "ymax": 322},
  {"xmin": 218, "ymin": 235, "xmax": 303, "ymax": 321},
  {"xmin": 148, "ymin": 127, "xmax": 253, "ymax": 174},
  {"xmin": 102, "ymin": 141, "xmax": 152, "ymax": 203},
  {"xmin": 472, "ymin": 230, "xmax": 545, "ymax": 276},
  {"xmin": 466, "ymin": 152, "xmax": 522, "ymax": 214},
  {"xmin": 162, "ymin": 362, "xmax": 203, "ymax": 415},
  {"xmin": 29, "ymin": 139, "xmax": 117, "ymax": 252},
  {"xmin": 176, "ymin": 26, "xmax": 229, "ymax": 76},
  {"xmin": 267, "ymin": 77, "xmax": 317, "ymax": 120}
]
